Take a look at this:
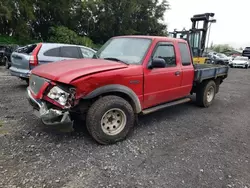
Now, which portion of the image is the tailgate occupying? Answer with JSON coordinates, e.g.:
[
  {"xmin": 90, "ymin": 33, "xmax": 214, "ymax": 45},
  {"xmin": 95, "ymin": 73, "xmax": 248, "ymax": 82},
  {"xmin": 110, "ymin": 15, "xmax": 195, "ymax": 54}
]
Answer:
[
  {"xmin": 11, "ymin": 52, "xmax": 31, "ymax": 70},
  {"xmin": 11, "ymin": 43, "xmax": 38, "ymax": 70}
]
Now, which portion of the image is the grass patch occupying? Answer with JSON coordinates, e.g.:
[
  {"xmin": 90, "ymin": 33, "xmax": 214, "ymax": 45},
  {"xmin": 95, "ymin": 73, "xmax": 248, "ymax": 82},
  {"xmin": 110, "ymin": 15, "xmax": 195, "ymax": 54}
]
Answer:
[
  {"xmin": 0, "ymin": 129, "xmax": 9, "ymax": 135},
  {"xmin": 0, "ymin": 121, "xmax": 3, "ymax": 127}
]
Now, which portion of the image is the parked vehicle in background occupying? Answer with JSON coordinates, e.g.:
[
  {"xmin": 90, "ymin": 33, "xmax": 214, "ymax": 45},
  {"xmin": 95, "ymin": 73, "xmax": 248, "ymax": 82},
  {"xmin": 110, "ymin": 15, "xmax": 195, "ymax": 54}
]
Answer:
[
  {"xmin": 10, "ymin": 43, "xmax": 96, "ymax": 83},
  {"xmin": 0, "ymin": 45, "xmax": 19, "ymax": 69},
  {"xmin": 210, "ymin": 53, "xmax": 230, "ymax": 65},
  {"xmin": 229, "ymin": 56, "xmax": 249, "ymax": 69},
  {"xmin": 242, "ymin": 47, "xmax": 250, "ymax": 59},
  {"xmin": 27, "ymin": 35, "xmax": 229, "ymax": 145}
]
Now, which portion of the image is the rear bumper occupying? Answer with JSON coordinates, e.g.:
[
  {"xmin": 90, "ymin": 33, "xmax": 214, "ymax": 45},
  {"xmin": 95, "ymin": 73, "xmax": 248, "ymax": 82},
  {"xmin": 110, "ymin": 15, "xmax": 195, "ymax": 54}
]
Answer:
[
  {"xmin": 9, "ymin": 67, "xmax": 31, "ymax": 79},
  {"xmin": 27, "ymin": 88, "xmax": 73, "ymax": 126},
  {"xmin": 231, "ymin": 64, "xmax": 248, "ymax": 68}
]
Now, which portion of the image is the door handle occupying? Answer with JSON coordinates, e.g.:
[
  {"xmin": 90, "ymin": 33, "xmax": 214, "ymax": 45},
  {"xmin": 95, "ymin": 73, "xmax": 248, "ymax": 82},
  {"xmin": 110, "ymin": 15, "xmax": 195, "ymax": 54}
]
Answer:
[{"xmin": 175, "ymin": 71, "xmax": 181, "ymax": 76}]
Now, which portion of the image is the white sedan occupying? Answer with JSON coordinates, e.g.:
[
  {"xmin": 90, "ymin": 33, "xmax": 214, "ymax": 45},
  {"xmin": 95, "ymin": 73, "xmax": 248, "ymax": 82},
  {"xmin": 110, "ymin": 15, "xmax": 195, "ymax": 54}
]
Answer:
[{"xmin": 229, "ymin": 56, "xmax": 249, "ymax": 69}]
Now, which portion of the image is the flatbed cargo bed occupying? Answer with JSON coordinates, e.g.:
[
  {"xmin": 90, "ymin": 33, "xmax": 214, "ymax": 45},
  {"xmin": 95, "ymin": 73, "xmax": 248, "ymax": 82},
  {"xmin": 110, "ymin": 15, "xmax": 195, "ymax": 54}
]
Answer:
[{"xmin": 194, "ymin": 64, "xmax": 229, "ymax": 83}]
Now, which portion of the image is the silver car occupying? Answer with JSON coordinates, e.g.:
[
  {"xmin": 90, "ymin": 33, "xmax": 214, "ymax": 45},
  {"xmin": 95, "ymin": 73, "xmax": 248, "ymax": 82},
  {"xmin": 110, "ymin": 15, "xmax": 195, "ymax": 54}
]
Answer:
[
  {"xmin": 229, "ymin": 56, "xmax": 249, "ymax": 69},
  {"xmin": 10, "ymin": 43, "xmax": 96, "ymax": 83}
]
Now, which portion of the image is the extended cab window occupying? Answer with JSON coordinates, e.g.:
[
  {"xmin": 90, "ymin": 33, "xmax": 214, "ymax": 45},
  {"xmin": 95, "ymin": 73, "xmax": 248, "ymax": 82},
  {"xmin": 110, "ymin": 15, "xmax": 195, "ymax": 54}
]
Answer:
[
  {"xmin": 178, "ymin": 42, "xmax": 192, "ymax": 66},
  {"xmin": 153, "ymin": 45, "xmax": 176, "ymax": 67},
  {"xmin": 60, "ymin": 46, "xmax": 80, "ymax": 58},
  {"xmin": 44, "ymin": 47, "xmax": 60, "ymax": 57}
]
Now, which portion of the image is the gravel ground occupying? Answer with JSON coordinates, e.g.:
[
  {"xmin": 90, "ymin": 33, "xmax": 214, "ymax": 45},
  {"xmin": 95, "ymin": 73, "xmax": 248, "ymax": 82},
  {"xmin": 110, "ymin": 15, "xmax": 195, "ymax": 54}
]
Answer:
[{"xmin": 0, "ymin": 67, "xmax": 249, "ymax": 188}]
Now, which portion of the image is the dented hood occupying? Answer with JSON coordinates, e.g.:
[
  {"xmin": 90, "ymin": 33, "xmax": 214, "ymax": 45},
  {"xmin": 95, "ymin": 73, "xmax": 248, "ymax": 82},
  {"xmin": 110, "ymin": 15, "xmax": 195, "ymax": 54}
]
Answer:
[{"xmin": 31, "ymin": 59, "xmax": 128, "ymax": 83}]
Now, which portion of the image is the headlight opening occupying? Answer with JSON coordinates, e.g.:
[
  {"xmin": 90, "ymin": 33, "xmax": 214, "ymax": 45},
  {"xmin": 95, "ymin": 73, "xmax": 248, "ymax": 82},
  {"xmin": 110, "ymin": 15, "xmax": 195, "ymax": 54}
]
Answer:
[{"xmin": 47, "ymin": 86, "xmax": 70, "ymax": 106}]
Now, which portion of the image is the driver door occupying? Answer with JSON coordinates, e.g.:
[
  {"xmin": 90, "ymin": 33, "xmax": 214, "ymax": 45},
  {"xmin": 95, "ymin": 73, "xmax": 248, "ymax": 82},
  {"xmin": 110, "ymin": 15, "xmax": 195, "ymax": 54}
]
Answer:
[{"xmin": 143, "ymin": 42, "xmax": 183, "ymax": 109}]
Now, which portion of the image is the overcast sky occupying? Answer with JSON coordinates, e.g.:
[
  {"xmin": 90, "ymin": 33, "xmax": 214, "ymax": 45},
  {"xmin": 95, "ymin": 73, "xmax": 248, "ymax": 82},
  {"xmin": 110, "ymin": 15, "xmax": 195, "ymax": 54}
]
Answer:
[{"xmin": 165, "ymin": 0, "xmax": 249, "ymax": 49}]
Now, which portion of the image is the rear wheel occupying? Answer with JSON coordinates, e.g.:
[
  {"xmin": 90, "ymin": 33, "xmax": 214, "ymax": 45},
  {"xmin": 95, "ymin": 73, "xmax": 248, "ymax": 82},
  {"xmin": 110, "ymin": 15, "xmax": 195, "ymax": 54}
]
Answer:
[
  {"xmin": 196, "ymin": 80, "xmax": 216, "ymax": 107},
  {"xmin": 4, "ymin": 58, "xmax": 10, "ymax": 69},
  {"xmin": 86, "ymin": 95, "xmax": 135, "ymax": 145}
]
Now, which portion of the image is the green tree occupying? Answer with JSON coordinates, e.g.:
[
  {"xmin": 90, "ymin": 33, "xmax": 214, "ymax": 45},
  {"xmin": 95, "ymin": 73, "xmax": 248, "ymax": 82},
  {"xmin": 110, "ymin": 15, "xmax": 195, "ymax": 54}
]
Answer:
[
  {"xmin": 211, "ymin": 44, "xmax": 234, "ymax": 53},
  {"xmin": 49, "ymin": 26, "xmax": 93, "ymax": 47},
  {"xmin": 0, "ymin": 0, "xmax": 35, "ymax": 40},
  {"xmin": 0, "ymin": 0, "xmax": 170, "ymax": 45},
  {"xmin": 82, "ymin": 0, "xmax": 169, "ymax": 44}
]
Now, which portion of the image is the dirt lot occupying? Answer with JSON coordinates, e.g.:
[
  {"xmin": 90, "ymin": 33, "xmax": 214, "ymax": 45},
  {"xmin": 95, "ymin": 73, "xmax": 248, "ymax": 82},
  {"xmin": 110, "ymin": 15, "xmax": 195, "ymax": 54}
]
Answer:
[{"xmin": 0, "ymin": 67, "xmax": 249, "ymax": 188}]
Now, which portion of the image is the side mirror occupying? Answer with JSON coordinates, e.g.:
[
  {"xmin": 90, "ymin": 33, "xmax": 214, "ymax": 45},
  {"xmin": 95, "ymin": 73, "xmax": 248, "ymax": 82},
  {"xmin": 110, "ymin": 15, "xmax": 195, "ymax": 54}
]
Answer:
[{"xmin": 150, "ymin": 58, "xmax": 166, "ymax": 69}]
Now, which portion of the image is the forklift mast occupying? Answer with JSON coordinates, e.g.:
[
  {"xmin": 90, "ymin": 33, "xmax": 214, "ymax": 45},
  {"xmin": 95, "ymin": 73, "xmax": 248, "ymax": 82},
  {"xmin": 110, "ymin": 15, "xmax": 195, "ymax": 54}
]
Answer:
[
  {"xmin": 190, "ymin": 13, "xmax": 216, "ymax": 57},
  {"xmin": 169, "ymin": 13, "xmax": 216, "ymax": 58}
]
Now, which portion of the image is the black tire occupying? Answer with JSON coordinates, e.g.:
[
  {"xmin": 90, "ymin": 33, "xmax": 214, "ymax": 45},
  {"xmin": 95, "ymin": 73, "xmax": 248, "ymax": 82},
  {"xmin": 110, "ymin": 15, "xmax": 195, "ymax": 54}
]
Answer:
[
  {"xmin": 196, "ymin": 80, "xmax": 216, "ymax": 108},
  {"xmin": 245, "ymin": 65, "xmax": 248, "ymax": 69},
  {"xmin": 4, "ymin": 58, "xmax": 10, "ymax": 69},
  {"xmin": 86, "ymin": 95, "xmax": 135, "ymax": 145},
  {"xmin": 25, "ymin": 79, "xmax": 29, "ymax": 85}
]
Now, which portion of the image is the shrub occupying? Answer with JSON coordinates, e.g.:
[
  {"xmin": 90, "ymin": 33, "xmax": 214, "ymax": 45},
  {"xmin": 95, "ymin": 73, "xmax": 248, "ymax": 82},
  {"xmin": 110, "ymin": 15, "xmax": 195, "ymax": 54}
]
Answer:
[{"xmin": 48, "ymin": 26, "xmax": 94, "ymax": 47}]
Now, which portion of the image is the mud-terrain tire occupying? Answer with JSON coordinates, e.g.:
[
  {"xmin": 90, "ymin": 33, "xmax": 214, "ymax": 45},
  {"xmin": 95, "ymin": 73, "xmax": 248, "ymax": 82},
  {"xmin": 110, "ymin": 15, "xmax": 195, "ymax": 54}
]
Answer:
[
  {"xmin": 86, "ymin": 95, "xmax": 135, "ymax": 145},
  {"xmin": 196, "ymin": 80, "xmax": 216, "ymax": 108}
]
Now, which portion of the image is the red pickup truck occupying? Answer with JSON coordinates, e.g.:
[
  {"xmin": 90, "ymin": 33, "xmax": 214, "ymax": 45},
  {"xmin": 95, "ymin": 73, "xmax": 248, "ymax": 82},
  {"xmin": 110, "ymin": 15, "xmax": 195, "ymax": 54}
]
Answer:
[{"xmin": 27, "ymin": 35, "xmax": 229, "ymax": 144}]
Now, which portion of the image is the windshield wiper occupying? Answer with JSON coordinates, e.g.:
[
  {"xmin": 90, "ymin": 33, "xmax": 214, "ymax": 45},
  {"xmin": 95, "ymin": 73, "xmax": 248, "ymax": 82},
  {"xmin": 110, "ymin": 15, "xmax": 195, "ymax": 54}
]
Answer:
[{"xmin": 103, "ymin": 57, "xmax": 128, "ymax": 65}]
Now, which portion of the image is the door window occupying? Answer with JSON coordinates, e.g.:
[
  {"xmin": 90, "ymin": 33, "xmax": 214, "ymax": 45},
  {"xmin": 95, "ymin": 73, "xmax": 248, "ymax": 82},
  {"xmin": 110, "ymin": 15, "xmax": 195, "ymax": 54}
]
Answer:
[
  {"xmin": 153, "ymin": 45, "xmax": 176, "ymax": 67},
  {"xmin": 80, "ymin": 47, "xmax": 95, "ymax": 58},
  {"xmin": 60, "ymin": 46, "xmax": 80, "ymax": 58},
  {"xmin": 178, "ymin": 42, "xmax": 192, "ymax": 65},
  {"xmin": 44, "ymin": 47, "xmax": 60, "ymax": 57}
]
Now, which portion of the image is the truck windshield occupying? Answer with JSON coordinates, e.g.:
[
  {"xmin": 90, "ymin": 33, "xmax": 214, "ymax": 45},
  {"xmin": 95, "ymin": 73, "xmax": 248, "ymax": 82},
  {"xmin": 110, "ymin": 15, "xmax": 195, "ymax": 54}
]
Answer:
[{"xmin": 95, "ymin": 37, "xmax": 152, "ymax": 64}]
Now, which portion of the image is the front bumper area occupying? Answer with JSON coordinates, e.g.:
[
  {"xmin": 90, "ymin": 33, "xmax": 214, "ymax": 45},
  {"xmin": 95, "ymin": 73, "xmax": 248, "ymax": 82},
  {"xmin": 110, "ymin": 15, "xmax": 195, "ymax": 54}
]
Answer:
[
  {"xmin": 27, "ymin": 88, "xmax": 73, "ymax": 126},
  {"xmin": 231, "ymin": 64, "xmax": 248, "ymax": 68}
]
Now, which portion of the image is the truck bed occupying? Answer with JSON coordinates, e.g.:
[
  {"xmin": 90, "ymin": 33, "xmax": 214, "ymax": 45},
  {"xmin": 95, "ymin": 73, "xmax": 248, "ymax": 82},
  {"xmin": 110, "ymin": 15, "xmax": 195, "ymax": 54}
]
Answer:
[{"xmin": 194, "ymin": 64, "xmax": 229, "ymax": 83}]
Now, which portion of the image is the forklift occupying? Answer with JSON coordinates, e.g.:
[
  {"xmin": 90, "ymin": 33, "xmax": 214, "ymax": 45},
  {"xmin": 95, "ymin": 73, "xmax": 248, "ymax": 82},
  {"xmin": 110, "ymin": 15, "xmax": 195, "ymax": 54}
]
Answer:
[{"xmin": 169, "ymin": 13, "xmax": 216, "ymax": 64}]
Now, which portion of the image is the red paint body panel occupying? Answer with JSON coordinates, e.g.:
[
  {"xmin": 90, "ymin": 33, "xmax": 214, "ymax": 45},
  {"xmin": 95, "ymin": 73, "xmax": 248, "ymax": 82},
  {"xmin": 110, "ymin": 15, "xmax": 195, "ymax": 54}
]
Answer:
[
  {"xmin": 31, "ymin": 36, "xmax": 195, "ymax": 111},
  {"xmin": 71, "ymin": 65, "xmax": 144, "ymax": 106},
  {"xmin": 141, "ymin": 38, "xmax": 194, "ymax": 109}
]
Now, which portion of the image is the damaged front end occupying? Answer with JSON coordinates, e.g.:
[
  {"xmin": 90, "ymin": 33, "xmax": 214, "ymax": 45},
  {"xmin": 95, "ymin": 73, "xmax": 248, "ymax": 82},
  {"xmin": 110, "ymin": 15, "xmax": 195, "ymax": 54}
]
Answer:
[{"xmin": 27, "ymin": 75, "xmax": 77, "ymax": 126}]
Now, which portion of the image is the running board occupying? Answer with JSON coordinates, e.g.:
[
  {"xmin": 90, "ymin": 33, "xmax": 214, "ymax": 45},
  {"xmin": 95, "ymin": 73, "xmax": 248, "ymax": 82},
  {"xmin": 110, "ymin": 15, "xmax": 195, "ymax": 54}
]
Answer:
[{"xmin": 142, "ymin": 98, "xmax": 191, "ymax": 115}]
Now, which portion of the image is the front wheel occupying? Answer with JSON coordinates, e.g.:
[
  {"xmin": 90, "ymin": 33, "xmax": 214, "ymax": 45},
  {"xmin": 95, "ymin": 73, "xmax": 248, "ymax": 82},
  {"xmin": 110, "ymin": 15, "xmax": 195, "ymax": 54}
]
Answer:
[
  {"xmin": 196, "ymin": 80, "xmax": 216, "ymax": 108},
  {"xmin": 86, "ymin": 95, "xmax": 135, "ymax": 145},
  {"xmin": 245, "ymin": 65, "xmax": 248, "ymax": 69}
]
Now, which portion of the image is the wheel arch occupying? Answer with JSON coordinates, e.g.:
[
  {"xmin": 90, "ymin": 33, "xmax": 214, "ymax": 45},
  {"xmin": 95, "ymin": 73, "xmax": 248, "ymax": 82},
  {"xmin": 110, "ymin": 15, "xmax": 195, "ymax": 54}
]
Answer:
[{"xmin": 82, "ymin": 84, "xmax": 142, "ymax": 113}]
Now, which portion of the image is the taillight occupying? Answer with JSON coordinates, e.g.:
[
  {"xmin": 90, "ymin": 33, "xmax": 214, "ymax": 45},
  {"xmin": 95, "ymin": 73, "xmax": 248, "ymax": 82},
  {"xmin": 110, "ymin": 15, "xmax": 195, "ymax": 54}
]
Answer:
[
  {"xmin": 29, "ymin": 55, "xmax": 37, "ymax": 66},
  {"xmin": 29, "ymin": 43, "xmax": 42, "ymax": 66}
]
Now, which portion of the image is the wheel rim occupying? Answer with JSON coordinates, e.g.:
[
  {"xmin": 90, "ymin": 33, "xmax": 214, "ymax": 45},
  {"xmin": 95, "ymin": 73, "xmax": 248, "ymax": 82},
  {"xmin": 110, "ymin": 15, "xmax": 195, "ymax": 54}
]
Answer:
[
  {"xmin": 207, "ymin": 86, "xmax": 215, "ymax": 103},
  {"xmin": 101, "ymin": 108, "xmax": 127, "ymax": 136}
]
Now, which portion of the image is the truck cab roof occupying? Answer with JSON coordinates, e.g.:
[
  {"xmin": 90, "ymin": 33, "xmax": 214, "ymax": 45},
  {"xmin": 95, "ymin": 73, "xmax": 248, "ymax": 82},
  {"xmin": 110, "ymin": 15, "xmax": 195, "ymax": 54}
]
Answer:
[{"xmin": 113, "ymin": 35, "xmax": 187, "ymax": 43}]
